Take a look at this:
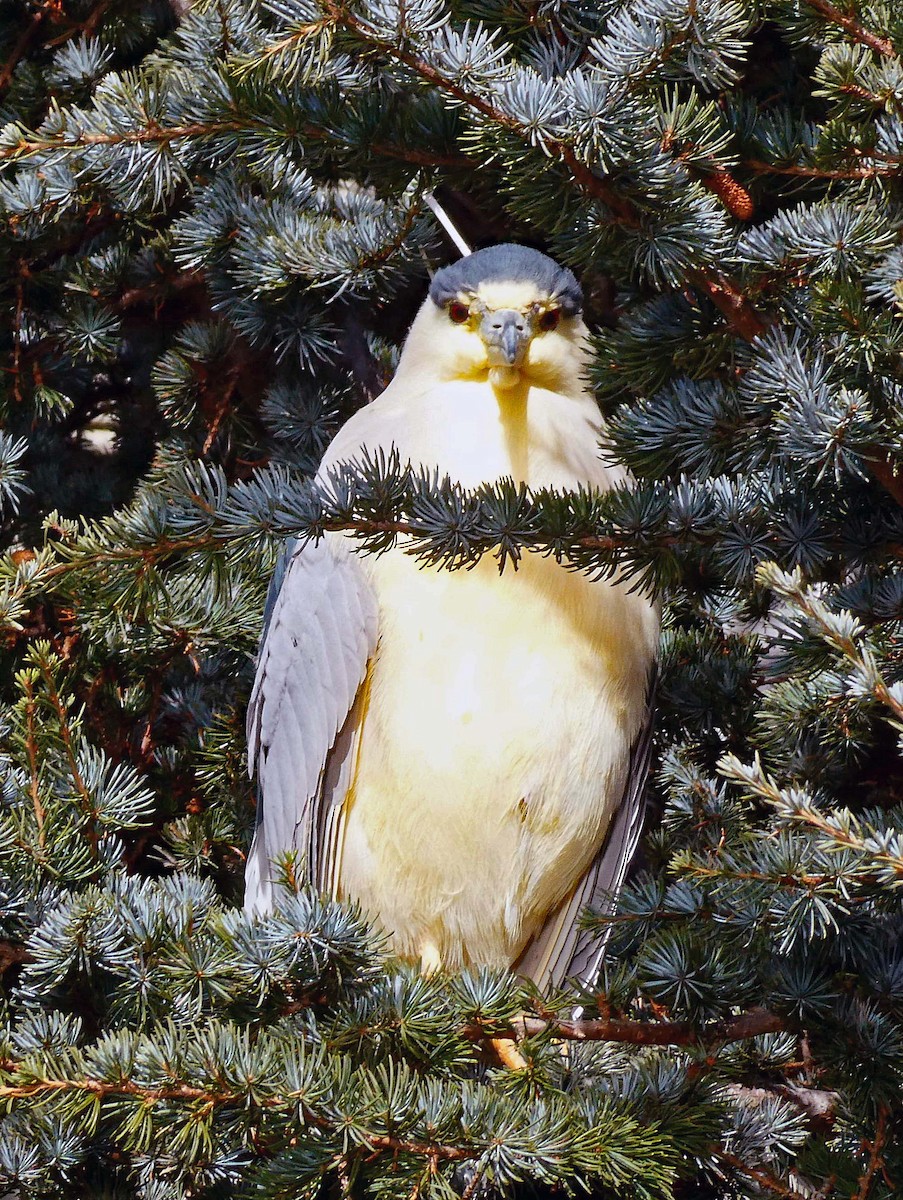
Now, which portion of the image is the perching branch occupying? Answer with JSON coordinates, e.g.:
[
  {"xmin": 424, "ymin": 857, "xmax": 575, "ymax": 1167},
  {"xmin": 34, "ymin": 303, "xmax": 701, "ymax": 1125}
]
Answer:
[{"xmin": 490, "ymin": 1007, "xmax": 787, "ymax": 1047}]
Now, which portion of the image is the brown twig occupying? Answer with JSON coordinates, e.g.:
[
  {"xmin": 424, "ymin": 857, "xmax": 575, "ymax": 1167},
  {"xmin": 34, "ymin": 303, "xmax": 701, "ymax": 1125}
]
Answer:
[
  {"xmin": 0, "ymin": 1071, "xmax": 473, "ymax": 1163},
  {"xmin": 0, "ymin": 1077, "xmax": 224, "ymax": 1102},
  {"xmin": 864, "ymin": 451, "xmax": 903, "ymax": 509},
  {"xmin": 0, "ymin": 6, "xmax": 48, "ymax": 94},
  {"xmin": 22, "ymin": 678, "xmax": 47, "ymax": 849},
  {"xmin": 201, "ymin": 374, "xmax": 239, "ymax": 457},
  {"xmin": 137, "ymin": 667, "xmax": 167, "ymax": 766},
  {"xmin": 367, "ymin": 1136, "xmax": 471, "ymax": 1163},
  {"xmin": 0, "ymin": 940, "xmax": 32, "ymax": 974},
  {"xmin": 807, "ymin": 0, "xmax": 896, "ymax": 58},
  {"xmin": 10, "ymin": 262, "xmax": 27, "ymax": 404},
  {"xmin": 36, "ymin": 657, "xmax": 99, "ymax": 855},
  {"xmin": 0, "ymin": 0, "xmax": 117, "ymax": 95},
  {"xmin": 237, "ymin": 18, "xmax": 335, "ymax": 68},
  {"xmin": 557, "ymin": 146, "xmax": 642, "ymax": 226},
  {"xmin": 855, "ymin": 1104, "xmax": 890, "ymax": 1200},
  {"xmin": 0, "ymin": 114, "xmax": 471, "ymax": 174},
  {"xmin": 715, "ymin": 1151, "xmax": 807, "ymax": 1199},
  {"xmin": 0, "ymin": 120, "xmax": 246, "ymax": 162},
  {"xmin": 744, "ymin": 158, "xmax": 902, "ymax": 180},
  {"xmin": 490, "ymin": 1006, "xmax": 786, "ymax": 1047},
  {"xmin": 689, "ymin": 271, "xmax": 770, "ymax": 341}
]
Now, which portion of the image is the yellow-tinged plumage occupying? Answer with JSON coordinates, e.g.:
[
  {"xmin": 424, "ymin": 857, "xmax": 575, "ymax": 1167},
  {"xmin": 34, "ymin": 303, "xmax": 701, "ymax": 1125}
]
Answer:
[{"xmin": 246, "ymin": 245, "xmax": 659, "ymax": 986}]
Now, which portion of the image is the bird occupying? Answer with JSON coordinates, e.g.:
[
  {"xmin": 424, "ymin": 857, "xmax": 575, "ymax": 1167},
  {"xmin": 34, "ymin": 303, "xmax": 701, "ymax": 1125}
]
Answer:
[{"xmin": 245, "ymin": 243, "xmax": 659, "ymax": 998}]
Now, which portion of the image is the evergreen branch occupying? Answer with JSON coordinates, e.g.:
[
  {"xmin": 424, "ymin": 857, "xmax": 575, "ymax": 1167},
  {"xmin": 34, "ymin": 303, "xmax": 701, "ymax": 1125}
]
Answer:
[
  {"xmin": 720, "ymin": 752, "xmax": 903, "ymax": 881},
  {"xmin": 22, "ymin": 676, "xmax": 46, "ymax": 850},
  {"xmin": 855, "ymin": 1104, "xmax": 890, "ymax": 1200},
  {"xmin": 714, "ymin": 1151, "xmax": 804, "ymax": 1199},
  {"xmin": 688, "ymin": 271, "xmax": 770, "ymax": 340},
  {"xmin": 243, "ymin": 18, "xmax": 335, "ymax": 67},
  {"xmin": 507, "ymin": 1007, "xmax": 786, "ymax": 1046},
  {"xmin": 322, "ymin": 3, "xmax": 778, "ymax": 338},
  {"xmin": 326, "ymin": 5, "xmax": 516, "ymax": 130},
  {"xmin": 807, "ymin": 0, "xmax": 897, "ymax": 59},
  {"xmin": 0, "ymin": 121, "xmax": 246, "ymax": 162},
  {"xmin": 675, "ymin": 862, "xmax": 837, "ymax": 889},
  {"xmin": 757, "ymin": 563, "xmax": 903, "ymax": 727},
  {"xmin": 744, "ymin": 158, "xmax": 902, "ymax": 179},
  {"xmin": 35, "ymin": 654, "xmax": 99, "ymax": 856},
  {"xmin": 36, "ymin": 521, "xmax": 628, "ymax": 577},
  {"xmin": 325, "ymin": 3, "xmax": 642, "ymax": 227},
  {"xmin": 771, "ymin": 806, "xmax": 903, "ymax": 881},
  {"xmin": 0, "ymin": 1072, "xmax": 473, "ymax": 1162},
  {"xmin": 328, "ymin": 5, "xmax": 755, "ymax": 226},
  {"xmin": 0, "ymin": 117, "xmax": 467, "ymax": 172}
]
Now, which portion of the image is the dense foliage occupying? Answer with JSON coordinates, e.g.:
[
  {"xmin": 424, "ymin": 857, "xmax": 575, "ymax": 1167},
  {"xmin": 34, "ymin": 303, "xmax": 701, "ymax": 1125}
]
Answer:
[{"xmin": 1, "ymin": 0, "xmax": 903, "ymax": 1197}]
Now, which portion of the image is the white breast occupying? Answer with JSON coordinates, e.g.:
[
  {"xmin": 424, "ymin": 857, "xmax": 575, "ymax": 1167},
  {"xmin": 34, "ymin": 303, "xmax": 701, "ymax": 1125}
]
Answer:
[{"xmin": 322, "ymin": 380, "xmax": 658, "ymax": 969}]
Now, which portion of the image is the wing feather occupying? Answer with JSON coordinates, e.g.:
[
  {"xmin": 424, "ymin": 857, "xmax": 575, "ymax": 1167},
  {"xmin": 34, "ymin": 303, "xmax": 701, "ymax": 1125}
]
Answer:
[
  {"xmin": 244, "ymin": 534, "xmax": 379, "ymax": 913},
  {"xmin": 513, "ymin": 668, "xmax": 657, "ymax": 993}
]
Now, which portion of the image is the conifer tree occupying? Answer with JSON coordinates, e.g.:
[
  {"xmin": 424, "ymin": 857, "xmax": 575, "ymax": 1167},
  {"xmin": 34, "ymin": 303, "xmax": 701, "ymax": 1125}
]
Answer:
[{"xmin": 1, "ymin": 1, "xmax": 903, "ymax": 1197}]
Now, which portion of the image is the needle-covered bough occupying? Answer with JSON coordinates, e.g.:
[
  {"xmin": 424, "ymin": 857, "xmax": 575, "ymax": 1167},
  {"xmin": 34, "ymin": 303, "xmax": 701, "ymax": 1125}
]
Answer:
[{"xmin": 245, "ymin": 245, "xmax": 659, "ymax": 1023}]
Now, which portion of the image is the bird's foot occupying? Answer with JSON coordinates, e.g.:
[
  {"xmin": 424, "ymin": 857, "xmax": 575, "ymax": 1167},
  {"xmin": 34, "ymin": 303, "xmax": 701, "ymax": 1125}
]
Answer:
[{"xmin": 490, "ymin": 1036, "xmax": 527, "ymax": 1070}]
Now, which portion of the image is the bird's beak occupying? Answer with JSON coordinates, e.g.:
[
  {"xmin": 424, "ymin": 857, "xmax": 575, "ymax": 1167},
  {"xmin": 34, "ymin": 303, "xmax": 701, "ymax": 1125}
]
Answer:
[{"xmin": 479, "ymin": 309, "xmax": 533, "ymax": 368}]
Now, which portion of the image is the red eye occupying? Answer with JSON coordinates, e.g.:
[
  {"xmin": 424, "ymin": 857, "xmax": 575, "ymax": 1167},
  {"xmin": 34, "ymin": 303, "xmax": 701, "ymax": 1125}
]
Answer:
[
  {"xmin": 538, "ymin": 308, "xmax": 560, "ymax": 332},
  {"xmin": 448, "ymin": 302, "xmax": 470, "ymax": 324}
]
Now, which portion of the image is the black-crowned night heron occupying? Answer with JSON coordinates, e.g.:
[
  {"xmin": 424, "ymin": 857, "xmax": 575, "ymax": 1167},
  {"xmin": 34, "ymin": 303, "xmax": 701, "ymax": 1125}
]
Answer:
[{"xmin": 245, "ymin": 244, "xmax": 659, "ymax": 1004}]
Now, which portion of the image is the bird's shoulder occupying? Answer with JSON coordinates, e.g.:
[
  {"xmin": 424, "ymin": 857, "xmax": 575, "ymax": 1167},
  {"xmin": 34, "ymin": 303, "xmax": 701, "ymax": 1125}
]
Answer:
[{"xmin": 319, "ymin": 386, "xmax": 407, "ymax": 474}]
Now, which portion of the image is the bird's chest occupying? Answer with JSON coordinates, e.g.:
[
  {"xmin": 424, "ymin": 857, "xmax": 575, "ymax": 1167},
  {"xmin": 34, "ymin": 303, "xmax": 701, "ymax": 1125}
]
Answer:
[
  {"xmin": 362, "ymin": 550, "xmax": 648, "ymax": 783},
  {"xmin": 328, "ymin": 378, "xmax": 657, "ymax": 964},
  {"xmin": 340, "ymin": 549, "xmax": 656, "ymax": 965}
]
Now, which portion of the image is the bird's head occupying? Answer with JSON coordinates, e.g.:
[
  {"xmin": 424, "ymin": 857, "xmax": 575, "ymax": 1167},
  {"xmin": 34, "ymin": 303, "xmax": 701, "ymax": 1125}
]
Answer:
[{"xmin": 399, "ymin": 244, "xmax": 588, "ymax": 395}]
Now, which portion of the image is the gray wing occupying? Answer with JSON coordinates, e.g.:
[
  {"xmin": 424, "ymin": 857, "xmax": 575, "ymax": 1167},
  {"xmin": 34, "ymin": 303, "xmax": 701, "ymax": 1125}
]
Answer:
[
  {"xmin": 513, "ymin": 668, "xmax": 657, "ymax": 993},
  {"xmin": 244, "ymin": 533, "xmax": 379, "ymax": 912}
]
